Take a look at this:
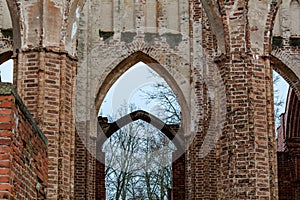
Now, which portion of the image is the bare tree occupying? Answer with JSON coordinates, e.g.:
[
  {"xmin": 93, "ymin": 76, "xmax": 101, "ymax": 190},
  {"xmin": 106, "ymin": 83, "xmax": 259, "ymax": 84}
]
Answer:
[
  {"xmin": 102, "ymin": 68, "xmax": 182, "ymax": 199},
  {"xmin": 140, "ymin": 71, "xmax": 181, "ymax": 124},
  {"xmin": 103, "ymin": 105, "xmax": 175, "ymax": 200}
]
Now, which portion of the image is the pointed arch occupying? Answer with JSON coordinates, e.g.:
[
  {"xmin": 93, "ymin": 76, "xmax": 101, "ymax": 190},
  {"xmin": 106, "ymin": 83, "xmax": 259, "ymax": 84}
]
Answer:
[
  {"xmin": 0, "ymin": 51, "xmax": 12, "ymax": 65},
  {"xmin": 99, "ymin": 110, "xmax": 183, "ymax": 151},
  {"xmin": 271, "ymin": 50, "xmax": 300, "ymax": 98},
  {"xmin": 95, "ymin": 51, "xmax": 189, "ymax": 129}
]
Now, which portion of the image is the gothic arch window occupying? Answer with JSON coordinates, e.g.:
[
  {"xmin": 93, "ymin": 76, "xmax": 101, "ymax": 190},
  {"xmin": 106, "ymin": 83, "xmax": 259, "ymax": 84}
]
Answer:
[{"xmin": 95, "ymin": 57, "xmax": 184, "ymax": 199}]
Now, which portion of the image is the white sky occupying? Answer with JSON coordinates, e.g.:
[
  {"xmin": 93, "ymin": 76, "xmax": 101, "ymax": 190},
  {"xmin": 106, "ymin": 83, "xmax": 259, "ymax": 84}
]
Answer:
[
  {"xmin": 99, "ymin": 62, "xmax": 166, "ymax": 119},
  {"xmin": 273, "ymin": 70, "xmax": 289, "ymax": 114},
  {"xmin": 0, "ymin": 59, "xmax": 13, "ymax": 82}
]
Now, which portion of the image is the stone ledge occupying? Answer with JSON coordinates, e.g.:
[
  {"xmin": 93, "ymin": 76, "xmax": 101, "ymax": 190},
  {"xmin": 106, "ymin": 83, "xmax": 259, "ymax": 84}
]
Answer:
[{"xmin": 0, "ymin": 82, "xmax": 48, "ymax": 146}]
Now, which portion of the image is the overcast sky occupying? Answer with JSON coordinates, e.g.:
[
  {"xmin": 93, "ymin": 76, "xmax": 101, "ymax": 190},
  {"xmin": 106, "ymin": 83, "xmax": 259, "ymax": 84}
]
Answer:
[
  {"xmin": 0, "ymin": 59, "xmax": 13, "ymax": 82},
  {"xmin": 99, "ymin": 62, "xmax": 166, "ymax": 119}
]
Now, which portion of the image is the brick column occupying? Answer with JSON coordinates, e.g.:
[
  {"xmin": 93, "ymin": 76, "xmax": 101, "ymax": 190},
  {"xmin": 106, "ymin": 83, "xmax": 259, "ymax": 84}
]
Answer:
[
  {"xmin": 14, "ymin": 49, "xmax": 77, "ymax": 199},
  {"xmin": 74, "ymin": 130, "xmax": 88, "ymax": 199},
  {"xmin": 214, "ymin": 0, "xmax": 278, "ymax": 198},
  {"xmin": 96, "ymin": 151, "xmax": 106, "ymax": 200},
  {"xmin": 277, "ymin": 152, "xmax": 295, "ymax": 199},
  {"xmin": 87, "ymin": 137, "xmax": 97, "ymax": 199},
  {"xmin": 217, "ymin": 55, "xmax": 276, "ymax": 198},
  {"xmin": 171, "ymin": 153, "xmax": 185, "ymax": 200}
]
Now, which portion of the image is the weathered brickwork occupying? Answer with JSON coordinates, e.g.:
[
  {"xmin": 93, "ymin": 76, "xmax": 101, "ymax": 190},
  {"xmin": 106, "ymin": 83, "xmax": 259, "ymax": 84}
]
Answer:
[
  {"xmin": 0, "ymin": 83, "xmax": 48, "ymax": 199},
  {"xmin": 0, "ymin": 0, "xmax": 300, "ymax": 199},
  {"xmin": 14, "ymin": 50, "xmax": 77, "ymax": 199},
  {"xmin": 0, "ymin": 31, "xmax": 12, "ymax": 65},
  {"xmin": 95, "ymin": 159, "xmax": 105, "ymax": 200}
]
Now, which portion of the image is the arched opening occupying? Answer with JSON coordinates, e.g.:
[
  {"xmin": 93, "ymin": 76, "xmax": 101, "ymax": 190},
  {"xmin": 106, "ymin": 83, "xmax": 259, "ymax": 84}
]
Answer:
[
  {"xmin": 95, "ymin": 58, "xmax": 185, "ymax": 200},
  {"xmin": 103, "ymin": 122, "xmax": 174, "ymax": 199},
  {"xmin": 95, "ymin": 51, "xmax": 189, "ymax": 129},
  {"xmin": 98, "ymin": 112, "xmax": 179, "ymax": 200}
]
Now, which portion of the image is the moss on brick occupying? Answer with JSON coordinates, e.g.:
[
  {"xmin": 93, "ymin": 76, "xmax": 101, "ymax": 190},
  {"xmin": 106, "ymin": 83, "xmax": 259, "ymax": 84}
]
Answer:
[
  {"xmin": 0, "ymin": 83, "xmax": 14, "ymax": 95},
  {"xmin": 121, "ymin": 32, "xmax": 137, "ymax": 43},
  {"xmin": 162, "ymin": 33, "xmax": 182, "ymax": 48}
]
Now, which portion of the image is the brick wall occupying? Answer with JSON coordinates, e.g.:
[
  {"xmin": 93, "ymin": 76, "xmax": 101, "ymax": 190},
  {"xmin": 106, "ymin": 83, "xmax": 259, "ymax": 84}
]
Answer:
[
  {"xmin": 0, "ymin": 83, "xmax": 48, "ymax": 199},
  {"xmin": 95, "ymin": 155, "xmax": 105, "ymax": 200},
  {"xmin": 277, "ymin": 152, "xmax": 296, "ymax": 200}
]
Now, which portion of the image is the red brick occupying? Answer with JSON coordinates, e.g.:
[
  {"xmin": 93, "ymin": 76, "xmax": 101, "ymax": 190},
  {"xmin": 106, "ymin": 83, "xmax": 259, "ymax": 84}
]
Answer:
[
  {"xmin": 0, "ymin": 184, "xmax": 11, "ymax": 192},
  {"xmin": 0, "ymin": 102, "xmax": 12, "ymax": 108},
  {"xmin": 0, "ymin": 117, "xmax": 11, "ymax": 123}
]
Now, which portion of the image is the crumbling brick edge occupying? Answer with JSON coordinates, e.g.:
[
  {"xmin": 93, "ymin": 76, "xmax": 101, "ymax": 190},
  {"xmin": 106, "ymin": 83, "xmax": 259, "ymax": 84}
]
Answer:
[{"xmin": 0, "ymin": 82, "xmax": 48, "ymax": 146}]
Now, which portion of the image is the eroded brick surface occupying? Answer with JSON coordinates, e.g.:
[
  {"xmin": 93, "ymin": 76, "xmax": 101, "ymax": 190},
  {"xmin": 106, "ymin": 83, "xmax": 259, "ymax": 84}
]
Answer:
[{"xmin": 0, "ymin": 83, "xmax": 48, "ymax": 199}]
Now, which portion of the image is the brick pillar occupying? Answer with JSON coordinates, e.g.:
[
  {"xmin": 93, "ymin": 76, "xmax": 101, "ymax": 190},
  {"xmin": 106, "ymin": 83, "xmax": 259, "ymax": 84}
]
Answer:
[
  {"xmin": 213, "ymin": 1, "xmax": 278, "ymax": 197},
  {"xmin": 87, "ymin": 137, "xmax": 97, "ymax": 199},
  {"xmin": 75, "ymin": 130, "xmax": 87, "ymax": 199},
  {"xmin": 96, "ymin": 151, "xmax": 106, "ymax": 200},
  {"xmin": 217, "ymin": 55, "xmax": 277, "ymax": 198},
  {"xmin": 171, "ymin": 153, "xmax": 185, "ymax": 200},
  {"xmin": 14, "ymin": 49, "xmax": 77, "ymax": 199}
]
